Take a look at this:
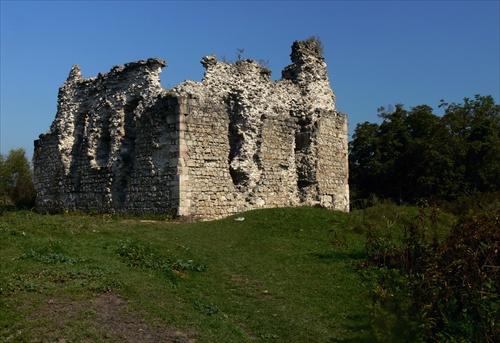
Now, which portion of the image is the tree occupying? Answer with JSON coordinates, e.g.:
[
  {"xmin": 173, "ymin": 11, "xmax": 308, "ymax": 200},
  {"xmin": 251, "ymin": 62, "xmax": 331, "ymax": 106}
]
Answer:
[
  {"xmin": 440, "ymin": 95, "xmax": 500, "ymax": 195},
  {"xmin": 348, "ymin": 121, "xmax": 382, "ymax": 202},
  {"xmin": 349, "ymin": 95, "xmax": 500, "ymax": 207},
  {"xmin": 350, "ymin": 104, "xmax": 440, "ymax": 204},
  {"xmin": 0, "ymin": 148, "xmax": 36, "ymax": 209}
]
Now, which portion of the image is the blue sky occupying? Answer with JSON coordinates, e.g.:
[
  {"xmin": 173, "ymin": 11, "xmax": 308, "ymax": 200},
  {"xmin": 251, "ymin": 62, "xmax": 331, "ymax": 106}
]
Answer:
[{"xmin": 1, "ymin": 1, "xmax": 499, "ymax": 159}]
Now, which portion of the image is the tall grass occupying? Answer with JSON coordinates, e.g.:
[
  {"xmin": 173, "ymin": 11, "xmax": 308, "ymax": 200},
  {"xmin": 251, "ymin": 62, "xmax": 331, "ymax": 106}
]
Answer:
[{"xmin": 359, "ymin": 198, "xmax": 499, "ymax": 342}]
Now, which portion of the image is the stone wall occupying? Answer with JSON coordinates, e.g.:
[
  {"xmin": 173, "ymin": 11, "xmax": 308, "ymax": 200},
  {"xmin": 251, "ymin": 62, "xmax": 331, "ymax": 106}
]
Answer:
[{"xmin": 34, "ymin": 39, "xmax": 349, "ymax": 220}]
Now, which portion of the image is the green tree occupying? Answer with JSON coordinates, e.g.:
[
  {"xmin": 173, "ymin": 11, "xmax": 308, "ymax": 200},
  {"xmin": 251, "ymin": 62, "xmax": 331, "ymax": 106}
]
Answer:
[
  {"xmin": 0, "ymin": 148, "xmax": 36, "ymax": 209},
  {"xmin": 376, "ymin": 104, "xmax": 413, "ymax": 202},
  {"xmin": 402, "ymin": 105, "xmax": 439, "ymax": 196},
  {"xmin": 349, "ymin": 95, "xmax": 500, "ymax": 207},
  {"xmin": 350, "ymin": 104, "xmax": 442, "ymax": 204},
  {"xmin": 348, "ymin": 121, "xmax": 382, "ymax": 203},
  {"xmin": 440, "ymin": 94, "xmax": 500, "ymax": 195}
]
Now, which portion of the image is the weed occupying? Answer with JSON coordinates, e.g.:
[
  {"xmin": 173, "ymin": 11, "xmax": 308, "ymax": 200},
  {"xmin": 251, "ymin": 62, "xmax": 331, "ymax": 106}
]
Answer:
[
  {"xmin": 2, "ymin": 266, "xmax": 122, "ymax": 296},
  {"xmin": 19, "ymin": 250, "xmax": 84, "ymax": 265},
  {"xmin": 303, "ymin": 36, "xmax": 324, "ymax": 56},
  {"xmin": 116, "ymin": 239, "xmax": 166, "ymax": 270},
  {"xmin": 2, "ymin": 273, "xmax": 44, "ymax": 294},
  {"xmin": 115, "ymin": 239, "xmax": 207, "ymax": 280},
  {"xmin": 171, "ymin": 259, "xmax": 207, "ymax": 272},
  {"xmin": 194, "ymin": 300, "xmax": 219, "ymax": 316}
]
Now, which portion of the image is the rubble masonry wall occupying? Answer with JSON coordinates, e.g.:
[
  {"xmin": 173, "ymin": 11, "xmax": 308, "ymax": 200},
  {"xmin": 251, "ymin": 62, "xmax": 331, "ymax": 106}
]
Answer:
[{"xmin": 34, "ymin": 39, "xmax": 349, "ymax": 220}]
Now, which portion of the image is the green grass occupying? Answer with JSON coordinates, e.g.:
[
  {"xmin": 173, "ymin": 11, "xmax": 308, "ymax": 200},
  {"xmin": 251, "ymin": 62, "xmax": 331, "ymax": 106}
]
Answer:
[{"xmin": 0, "ymin": 206, "xmax": 454, "ymax": 342}]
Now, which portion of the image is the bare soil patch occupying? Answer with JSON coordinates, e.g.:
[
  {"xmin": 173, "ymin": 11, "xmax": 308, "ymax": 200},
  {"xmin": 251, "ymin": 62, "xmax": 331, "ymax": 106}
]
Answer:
[{"xmin": 21, "ymin": 293, "xmax": 196, "ymax": 342}]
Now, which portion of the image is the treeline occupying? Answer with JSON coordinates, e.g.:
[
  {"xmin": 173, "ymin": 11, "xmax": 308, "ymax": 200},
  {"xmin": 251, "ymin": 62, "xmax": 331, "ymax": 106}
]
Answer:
[
  {"xmin": 349, "ymin": 94, "xmax": 500, "ymax": 208},
  {"xmin": 0, "ymin": 148, "xmax": 36, "ymax": 210}
]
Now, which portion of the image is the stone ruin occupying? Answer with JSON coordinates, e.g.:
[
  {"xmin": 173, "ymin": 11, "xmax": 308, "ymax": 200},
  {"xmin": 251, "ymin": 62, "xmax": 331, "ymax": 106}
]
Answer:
[{"xmin": 33, "ymin": 39, "xmax": 349, "ymax": 221}]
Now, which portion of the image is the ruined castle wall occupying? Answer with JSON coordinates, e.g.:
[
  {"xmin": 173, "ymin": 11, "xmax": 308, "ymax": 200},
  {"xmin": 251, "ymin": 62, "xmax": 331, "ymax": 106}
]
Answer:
[
  {"xmin": 34, "ymin": 40, "xmax": 349, "ymax": 220},
  {"xmin": 178, "ymin": 89, "xmax": 302, "ymax": 221},
  {"xmin": 316, "ymin": 110, "xmax": 349, "ymax": 209},
  {"xmin": 34, "ymin": 59, "xmax": 181, "ymax": 214},
  {"xmin": 169, "ymin": 39, "xmax": 349, "ymax": 220}
]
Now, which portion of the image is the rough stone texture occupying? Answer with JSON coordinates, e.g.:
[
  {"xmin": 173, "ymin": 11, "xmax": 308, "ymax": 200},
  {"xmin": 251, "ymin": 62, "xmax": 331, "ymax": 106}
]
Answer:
[{"xmin": 34, "ymin": 39, "xmax": 349, "ymax": 221}]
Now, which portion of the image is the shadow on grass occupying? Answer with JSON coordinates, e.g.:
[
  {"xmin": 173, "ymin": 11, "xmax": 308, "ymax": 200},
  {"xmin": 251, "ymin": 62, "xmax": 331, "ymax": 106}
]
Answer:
[
  {"xmin": 308, "ymin": 251, "xmax": 366, "ymax": 262},
  {"xmin": 330, "ymin": 314, "xmax": 374, "ymax": 343}
]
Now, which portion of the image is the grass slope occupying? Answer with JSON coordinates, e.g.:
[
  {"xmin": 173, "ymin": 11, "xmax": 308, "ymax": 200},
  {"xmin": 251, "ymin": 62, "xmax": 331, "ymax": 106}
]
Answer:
[{"xmin": 0, "ymin": 206, "xmax": 451, "ymax": 342}]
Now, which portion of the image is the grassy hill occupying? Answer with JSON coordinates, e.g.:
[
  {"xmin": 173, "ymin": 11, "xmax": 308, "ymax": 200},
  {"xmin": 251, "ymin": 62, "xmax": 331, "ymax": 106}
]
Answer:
[{"xmin": 0, "ymin": 206, "xmax": 456, "ymax": 342}]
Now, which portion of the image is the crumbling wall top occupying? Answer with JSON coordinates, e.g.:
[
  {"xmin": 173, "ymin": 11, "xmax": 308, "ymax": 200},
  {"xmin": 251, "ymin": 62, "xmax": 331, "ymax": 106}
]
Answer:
[{"xmin": 289, "ymin": 38, "xmax": 325, "ymax": 64}]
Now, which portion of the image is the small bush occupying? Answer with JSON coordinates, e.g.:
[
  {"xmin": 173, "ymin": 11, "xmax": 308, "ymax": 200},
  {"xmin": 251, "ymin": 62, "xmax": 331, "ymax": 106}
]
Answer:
[
  {"xmin": 419, "ymin": 214, "xmax": 500, "ymax": 341},
  {"xmin": 362, "ymin": 207, "xmax": 500, "ymax": 342},
  {"xmin": 303, "ymin": 36, "xmax": 324, "ymax": 56}
]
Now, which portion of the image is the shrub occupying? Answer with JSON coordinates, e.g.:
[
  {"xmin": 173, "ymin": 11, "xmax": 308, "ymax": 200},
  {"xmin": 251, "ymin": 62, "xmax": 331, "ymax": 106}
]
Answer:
[{"xmin": 363, "ymin": 207, "xmax": 499, "ymax": 342}]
